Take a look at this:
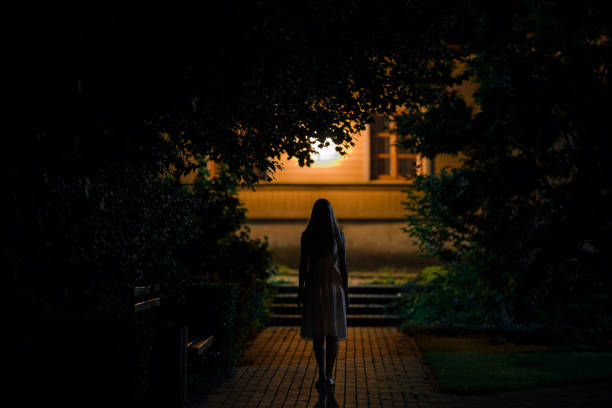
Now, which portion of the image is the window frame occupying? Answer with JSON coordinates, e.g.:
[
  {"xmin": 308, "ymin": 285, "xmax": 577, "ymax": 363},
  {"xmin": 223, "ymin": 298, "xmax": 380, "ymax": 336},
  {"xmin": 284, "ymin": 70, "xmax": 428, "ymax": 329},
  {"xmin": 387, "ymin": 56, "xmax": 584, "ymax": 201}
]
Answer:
[{"xmin": 369, "ymin": 116, "xmax": 423, "ymax": 181}]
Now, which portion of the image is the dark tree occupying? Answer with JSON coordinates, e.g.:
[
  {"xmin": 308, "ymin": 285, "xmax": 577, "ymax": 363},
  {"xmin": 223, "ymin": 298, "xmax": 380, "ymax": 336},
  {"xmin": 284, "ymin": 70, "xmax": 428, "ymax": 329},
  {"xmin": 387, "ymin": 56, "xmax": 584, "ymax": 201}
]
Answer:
[
  {"xmin": 4, "ymin": 2, "xmax": 462, "ymax": 405},
  {"xmin": 400, "ymin": 0, "xmax": 612, "ymax": 328}
]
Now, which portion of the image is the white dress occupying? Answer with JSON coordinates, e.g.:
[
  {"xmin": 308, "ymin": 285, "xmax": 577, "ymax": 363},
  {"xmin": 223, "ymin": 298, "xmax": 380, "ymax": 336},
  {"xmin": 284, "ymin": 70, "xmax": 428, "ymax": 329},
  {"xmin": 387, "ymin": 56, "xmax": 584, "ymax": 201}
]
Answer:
[{"xmin": 300, "ymin": 231, "xmax": 348, "ymax": 341}]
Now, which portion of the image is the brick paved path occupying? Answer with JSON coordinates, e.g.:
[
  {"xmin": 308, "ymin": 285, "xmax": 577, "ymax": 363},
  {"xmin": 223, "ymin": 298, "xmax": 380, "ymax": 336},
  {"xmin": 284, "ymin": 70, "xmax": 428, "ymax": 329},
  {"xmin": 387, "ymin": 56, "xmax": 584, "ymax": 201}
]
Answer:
[
  {"xmin": 199, "ymin": 326, "xmax": 433, "ymax": 407},
  {"xmin": 197, "ymin": 327, "xmax": 612, "ymax": 408}
]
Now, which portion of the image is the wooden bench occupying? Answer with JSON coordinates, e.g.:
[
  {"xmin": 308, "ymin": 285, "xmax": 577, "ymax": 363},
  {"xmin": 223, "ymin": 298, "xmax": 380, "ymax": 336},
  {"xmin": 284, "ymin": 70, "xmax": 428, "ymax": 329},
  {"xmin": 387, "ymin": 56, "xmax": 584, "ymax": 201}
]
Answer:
[
  {"xmin": 132, "ymin": 285, "xmax": 215, "ymax": 355},
  {"xmin": 132, "ymin": 284, "xmax": 215, "ymax": 407},
  {"xmin": 186, "ymin": 335, "xmax": 214, "ymax": 358},
  {"xmin": 133, "ymin": 284, "xmax": 161, "ymax": 312}
]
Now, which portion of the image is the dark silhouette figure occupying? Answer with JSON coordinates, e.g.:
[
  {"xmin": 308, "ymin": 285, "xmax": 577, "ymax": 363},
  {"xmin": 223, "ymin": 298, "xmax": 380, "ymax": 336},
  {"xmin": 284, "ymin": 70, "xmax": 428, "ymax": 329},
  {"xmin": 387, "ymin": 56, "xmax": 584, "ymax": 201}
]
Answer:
[{"xmin": 298, "ymin": 198, "xmax": 349, "ymax": 392}]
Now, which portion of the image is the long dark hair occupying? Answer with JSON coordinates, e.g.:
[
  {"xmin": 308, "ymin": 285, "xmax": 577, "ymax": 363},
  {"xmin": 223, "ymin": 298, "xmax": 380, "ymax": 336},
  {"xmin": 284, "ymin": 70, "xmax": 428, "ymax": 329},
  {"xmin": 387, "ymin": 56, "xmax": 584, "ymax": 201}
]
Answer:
[{"xmin": 304, "ymin": 198, "xmax": 342, "ymax": 251}]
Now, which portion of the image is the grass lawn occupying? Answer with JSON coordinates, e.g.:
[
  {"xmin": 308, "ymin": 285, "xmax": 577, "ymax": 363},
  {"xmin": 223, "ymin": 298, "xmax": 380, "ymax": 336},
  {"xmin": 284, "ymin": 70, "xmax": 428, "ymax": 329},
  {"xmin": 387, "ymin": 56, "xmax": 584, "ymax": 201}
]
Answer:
[{"xmin": 412, "ymin": 330, "xmax": 612, "ymax": 394}]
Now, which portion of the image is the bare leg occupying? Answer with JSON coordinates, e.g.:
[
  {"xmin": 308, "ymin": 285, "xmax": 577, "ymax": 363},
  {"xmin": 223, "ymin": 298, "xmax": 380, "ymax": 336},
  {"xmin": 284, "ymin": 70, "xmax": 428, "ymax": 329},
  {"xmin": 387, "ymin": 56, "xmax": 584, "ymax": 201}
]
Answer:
[
  {"xmin": 325, "ymin": 336, "xmax": 338, "ymax": 384},
  {"xmin": 313, "ymin": 337, "xmax": 325, "ymax": 382}
]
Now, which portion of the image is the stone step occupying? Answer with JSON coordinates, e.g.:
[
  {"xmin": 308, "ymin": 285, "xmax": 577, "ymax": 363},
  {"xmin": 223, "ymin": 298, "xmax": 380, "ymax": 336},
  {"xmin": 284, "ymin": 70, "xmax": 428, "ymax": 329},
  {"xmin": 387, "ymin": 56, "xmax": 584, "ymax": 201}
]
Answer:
[
  {"xmin": 272, "ymin": 284, "xmax": 402, "ymax": 295},
  {"xmin": 269, "ymin": 314, "xmax": 401, "ymax": 327},
  {"xmin": 273, "ymin": 293, "xmax": 400, "ymax": 305},
  {"xmin": 271, "ymin": 303, "xmax": 390, "ymax": 315}
]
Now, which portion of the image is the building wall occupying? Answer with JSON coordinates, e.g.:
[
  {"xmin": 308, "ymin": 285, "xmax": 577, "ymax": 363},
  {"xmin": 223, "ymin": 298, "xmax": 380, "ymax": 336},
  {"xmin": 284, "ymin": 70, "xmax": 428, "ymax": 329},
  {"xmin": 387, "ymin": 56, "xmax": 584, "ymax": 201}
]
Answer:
[
  {"xmin": 239, "ymin": 184, "xmax": 408, "ymax": 220},
  {"xmin": 270, "ymin": 129, "xmax": 370, "ymax": 184},
  {"xmin": 238, "ymin": 123, "xmax": 463, "ymax": 270},
  {"xmin": 240, "ymin": 73, "xmax": 471, "ymax": 269},
  {"xmin": 179, "ymin": 73, "xmax": 472, "ymax": 269},
  {"xmin": 247, "ymin": 220, "xmax": 434, "ymax": 271}
]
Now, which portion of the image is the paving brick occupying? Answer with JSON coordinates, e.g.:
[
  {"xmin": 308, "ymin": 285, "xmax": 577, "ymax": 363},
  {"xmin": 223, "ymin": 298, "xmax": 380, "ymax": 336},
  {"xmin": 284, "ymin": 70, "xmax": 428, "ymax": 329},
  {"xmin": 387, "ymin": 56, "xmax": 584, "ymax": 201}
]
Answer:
[
  {"xmin": 195, "ymin": 326, "xmax": 612, "ymax": 407},
  {"xmin": 195, "ymin": 327, "xmax": 434, "ymax": 407}
]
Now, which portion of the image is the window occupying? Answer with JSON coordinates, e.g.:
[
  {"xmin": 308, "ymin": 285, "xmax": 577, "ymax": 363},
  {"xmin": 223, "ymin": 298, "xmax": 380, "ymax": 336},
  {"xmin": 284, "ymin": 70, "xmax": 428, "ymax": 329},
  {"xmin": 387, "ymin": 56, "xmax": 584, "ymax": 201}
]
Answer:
[{"xmin": 370, "ymin": 115, "xmax": 418, "ymax": 180}]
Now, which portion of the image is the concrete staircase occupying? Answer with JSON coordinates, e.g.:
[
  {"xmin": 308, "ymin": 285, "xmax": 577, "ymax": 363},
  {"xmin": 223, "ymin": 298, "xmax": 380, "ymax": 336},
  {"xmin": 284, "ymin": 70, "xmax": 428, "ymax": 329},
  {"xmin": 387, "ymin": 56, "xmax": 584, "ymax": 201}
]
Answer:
[{"xmin": 269, "ymin": 285, "xmax": 402, "ymax": 326}]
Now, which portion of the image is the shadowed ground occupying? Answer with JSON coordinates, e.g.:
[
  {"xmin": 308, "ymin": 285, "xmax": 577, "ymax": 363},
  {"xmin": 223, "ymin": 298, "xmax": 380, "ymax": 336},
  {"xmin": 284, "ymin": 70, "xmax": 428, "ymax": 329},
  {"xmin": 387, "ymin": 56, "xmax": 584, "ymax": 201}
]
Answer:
[{"xmin": 196, "ymin": 327, "xmax": 612, "ymax": 407}]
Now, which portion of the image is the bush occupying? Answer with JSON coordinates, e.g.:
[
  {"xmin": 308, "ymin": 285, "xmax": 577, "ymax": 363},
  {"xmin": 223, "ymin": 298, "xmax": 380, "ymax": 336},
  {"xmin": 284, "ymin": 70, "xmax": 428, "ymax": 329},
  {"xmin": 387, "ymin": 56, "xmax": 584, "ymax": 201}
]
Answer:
[
  {"xmin": 415, "ymin": 265, "xmax": 449, "ymax": 285},
  {"xmin": 9, "ymin": 161, "xmax": 199, "ymax": 406},
  {"xmin": 181, "ymin": 282, "xmax": 240, "ymax": 361},
  {"xmin": 155, "ymin": 165, "xmax": 276, "ymax": 396},
  {"xmin": 9, "ymin": 161, "xmax": 274, "ymax": 406},
  {"xmin": 181, "ymin": 278, "xmax": 273, "ymax": 396},
  {"xmin": 395, "ymin": 264, "xmax": 502, "ymax": 330},
  {"xmin": 181, "ymin": 164, "xmax": 274, "ymax": 349},
  {"xmin": 399, "ymin": 1, "xmax": 612, "ymax": 330}
]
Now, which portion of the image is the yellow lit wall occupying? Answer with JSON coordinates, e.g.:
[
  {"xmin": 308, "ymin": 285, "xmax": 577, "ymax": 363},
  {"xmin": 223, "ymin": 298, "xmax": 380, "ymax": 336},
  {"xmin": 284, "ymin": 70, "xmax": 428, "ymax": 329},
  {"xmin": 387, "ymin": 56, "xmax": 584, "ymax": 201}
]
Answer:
[
  {"xmin": 268, "ymin": 131, "xmax": 371, "ymax": 184},
  {"xmin": 239, "ymin": 184, "xmax": 408, "ymax": 220}
]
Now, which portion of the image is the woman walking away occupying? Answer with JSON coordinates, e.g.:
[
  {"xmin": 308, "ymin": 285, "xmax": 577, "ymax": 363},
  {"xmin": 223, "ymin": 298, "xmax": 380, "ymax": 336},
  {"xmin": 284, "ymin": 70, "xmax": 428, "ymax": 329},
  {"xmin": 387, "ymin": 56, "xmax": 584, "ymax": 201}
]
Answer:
[{"xmin": 297, "ymin": 198, "xmax": 349, "ymax": 392}]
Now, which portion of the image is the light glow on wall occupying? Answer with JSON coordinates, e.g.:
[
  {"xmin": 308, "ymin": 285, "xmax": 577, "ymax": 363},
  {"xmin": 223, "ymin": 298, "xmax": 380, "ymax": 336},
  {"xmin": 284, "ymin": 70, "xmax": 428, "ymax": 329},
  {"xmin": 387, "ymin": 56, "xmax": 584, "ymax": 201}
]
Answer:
[{"xmin": 310, "ymin": 138, "xmax": 343, "ymax": 167}]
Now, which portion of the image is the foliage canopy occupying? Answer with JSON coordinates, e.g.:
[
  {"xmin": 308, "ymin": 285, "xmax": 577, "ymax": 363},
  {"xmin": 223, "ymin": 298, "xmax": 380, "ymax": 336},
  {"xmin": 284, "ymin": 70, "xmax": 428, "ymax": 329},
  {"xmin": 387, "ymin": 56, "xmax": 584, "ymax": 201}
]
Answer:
[
  {"xmin": 400, "ymin": 0, "xmax": 612, "ymax": 328},
  {"xmin": 5, "ymin": 3, "xmax": 465, "ymax": 403}
]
